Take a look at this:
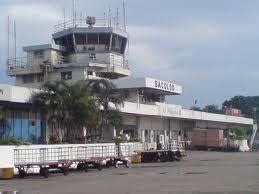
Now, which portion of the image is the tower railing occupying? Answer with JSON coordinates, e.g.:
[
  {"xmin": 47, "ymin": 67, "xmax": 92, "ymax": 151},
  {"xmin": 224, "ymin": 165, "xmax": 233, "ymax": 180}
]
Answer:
[{"xmin": 54, "ymin": 18, "xmax": 126, "ymax": 33}]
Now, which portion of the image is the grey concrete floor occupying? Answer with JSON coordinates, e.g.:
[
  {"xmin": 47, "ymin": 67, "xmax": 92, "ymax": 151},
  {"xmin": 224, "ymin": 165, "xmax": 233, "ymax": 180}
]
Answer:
[{"xmin": 1, "ymin": 151, "xmax": 259, "ymax": 194}]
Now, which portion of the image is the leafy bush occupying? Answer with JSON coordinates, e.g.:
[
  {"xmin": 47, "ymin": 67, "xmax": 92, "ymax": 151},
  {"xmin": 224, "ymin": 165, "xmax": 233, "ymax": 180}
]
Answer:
[
  {"xmin": 0, "ymin": 137, "xmax": 23, "ymax": 145},
  {"xmin": 112, "ymin": 136, "xmax": 127, "ymax": 143},
  {"xmin": 22, "ymin": 141, "xmax": 32, "ymax": 145},
  {"xmin": 129, "ymin": 137, "xmax": 141, "ymax": 142},
  {"xmin": 228, "ymin": 125, "xmax": 247, "ymax": 140},
  {"xmin": 48, "ymin": 134, "xmax": 61, "ymax": 144}
]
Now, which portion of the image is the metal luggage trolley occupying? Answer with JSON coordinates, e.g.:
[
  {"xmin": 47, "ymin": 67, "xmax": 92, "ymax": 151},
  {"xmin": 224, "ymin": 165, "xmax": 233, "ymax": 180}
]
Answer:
[
  {"xmin": 105, "ymin": 144, "xmax": 131, "ymax": 168},
  {"xmin": 14, "ymin": 147, "xmax": 72, "ymax": 178},
  {"xmin": 72, "ymin": 146, "xmax": 104, "ymax": 172}
]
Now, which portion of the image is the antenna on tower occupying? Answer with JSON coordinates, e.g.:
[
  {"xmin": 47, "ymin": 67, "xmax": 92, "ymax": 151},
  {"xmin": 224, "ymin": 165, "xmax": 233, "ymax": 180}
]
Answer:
[
  {"xmin": 72, "ymin": 0, "xmax": 76, "ymax": 26},
  {"xmin": 63, "ymin": 8, "xmax": 66, "ymax": 29},
  {"xmin": 116, "ymin": 8, "xmax": 119, "ymax": 26},
  {"xmin": 14, "ymin": 19, "xmax": 17, "ymax": 62},
  {"xmin": 109, "ymin": 5, "xmax": 111, "ymax": 27},
  {"xmin": 7, "ymin": 16, "xmax": 10, "ymax": 65},
  {"xmin": 104, "ymin": 12, "xmax": 106, "ymax": 26},
  {"xmin": 123, "ymin": 1, "xmax": 126, "ymax": 31}
]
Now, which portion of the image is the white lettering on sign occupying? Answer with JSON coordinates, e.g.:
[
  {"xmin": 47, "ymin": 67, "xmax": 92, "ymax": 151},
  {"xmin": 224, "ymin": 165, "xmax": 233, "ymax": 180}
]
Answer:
[
  {"xmin": 154, "ymin": 80, "xmax": 175, "ymax": 92},
  {"xmin": 160, "ymin": 105, "xmax": 182, "ymax": 117}
]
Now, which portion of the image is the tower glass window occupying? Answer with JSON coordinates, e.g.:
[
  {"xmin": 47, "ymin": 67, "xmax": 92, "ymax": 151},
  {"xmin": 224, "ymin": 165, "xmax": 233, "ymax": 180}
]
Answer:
[
  {"xmin": 75, "ymin": 33, "xmax": 86, "ymax": 45},
  {"xmin": 111, "ymin": 35, "xmax": 127, "ymax": 54},
  {"xmin": 87, "ymin": 33, "xmax": 98, "ymax": 44}
]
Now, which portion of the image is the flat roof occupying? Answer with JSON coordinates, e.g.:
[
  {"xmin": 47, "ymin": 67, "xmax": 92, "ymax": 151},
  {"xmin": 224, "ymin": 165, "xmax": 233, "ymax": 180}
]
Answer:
[
  {"xmin": 23, "ymin": 44, "xmax": 66, "ymax": 52},
  {"xmin": 112, "ymin": 77, "xmax": 182, "ymax": 95},
  {"xmin": 0, "ymin": 84, "xmax": 38, "ymax": 103},
  {"xmin": 52, "ymin": 27, "xmax": 128, "ymax": 39}
]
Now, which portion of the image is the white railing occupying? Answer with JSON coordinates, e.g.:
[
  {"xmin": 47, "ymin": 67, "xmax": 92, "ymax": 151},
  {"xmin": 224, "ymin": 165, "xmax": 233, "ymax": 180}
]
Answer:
[
  {"xmin": 7, "ymin": 57, "xmax": 28, "ymax": 69},
  {"xmin": 54, "ymin": 18, "xmax": 126, "ymax": 33},
  {"xmin": 110, "ymin": 54, "xmax": 129, "ymax": 69},
  {"xmin": 7, "ymin": 55, "xmax": 67, "ymax": 70}
]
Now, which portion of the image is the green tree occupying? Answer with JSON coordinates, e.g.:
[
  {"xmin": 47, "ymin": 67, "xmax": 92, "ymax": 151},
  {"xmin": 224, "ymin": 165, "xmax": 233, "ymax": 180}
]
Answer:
[
  {"xmin": 0, "ymin": 106, "xmax": 9, "ymax": 138},
  {"xmin": 223, "ymin": 96, "xmax": 259, "ymax": 122},
  {"xmin": 203, "ymin": 104, "xmax": 223, "ymax": 114},
  {"xmin": 30, "ymin": 80, "xmax": 98, "ymax": 143},
  {"xmin": 86, "ymin": 79, "xmax": 125, "ymax": 139},
  {"xmin": 227, "ymin": 125, "xmax": 247, "ymax": 140},
  {"xmin": 190, "ymin": 106, "xmax": 202, "ymax": 111}
]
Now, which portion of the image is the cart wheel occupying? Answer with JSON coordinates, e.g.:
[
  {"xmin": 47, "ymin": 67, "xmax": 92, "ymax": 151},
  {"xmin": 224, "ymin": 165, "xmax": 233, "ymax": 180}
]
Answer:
[
  {"xmin": 114, "ymin": 161, "xmax": 119, "ymax": 168},
  {"xmin": 39, "ymin": 168, "xmax": 44, "ymax": 176},
  {"xmin": 124, "ymin": 161, "xmax": 130, "ymax": 168},
  {"xmin": 43, "ymin": 169, "xmax": 49, "ymax": 178},
  {"xmin": 97, "ymin": 164, "xmax": 102, "ymax": 171},
  {"xmin": 84, "ymin": 164, "xmax": 89, "ymax": 172},
  {"xmin": 77, "ymin": 163, "xmax": 84, "ymax": 171},
  {"xmin": 63, "ymin": 167, "xmax": 69, "ymax": 176},
  {"xmin": 160, "ymin": 154, "xmax": 168, "ymax": 162},
  {"xmin": 40, "ymin": 168, "xmax": 49, "ymax": 178},
  {"xmin": 106, "ymin": 160, "xmax": 111, "ymax": 168},
  {"xmin": 18, "ymin": 169, "xmax": 26, "ymax": 178}
]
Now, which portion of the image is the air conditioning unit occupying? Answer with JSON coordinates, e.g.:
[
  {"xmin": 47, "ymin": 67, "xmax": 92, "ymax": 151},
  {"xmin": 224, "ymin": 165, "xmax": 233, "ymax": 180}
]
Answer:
[{"xmin": 86, "ymin": 16, "xmax": 96, "ymax": 26}]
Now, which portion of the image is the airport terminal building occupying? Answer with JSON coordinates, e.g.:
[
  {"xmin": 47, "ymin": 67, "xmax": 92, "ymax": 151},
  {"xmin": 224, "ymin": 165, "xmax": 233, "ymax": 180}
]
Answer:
[{"xmin": 1, "ymin": 16, "xmax": 256, "ymax": 146}]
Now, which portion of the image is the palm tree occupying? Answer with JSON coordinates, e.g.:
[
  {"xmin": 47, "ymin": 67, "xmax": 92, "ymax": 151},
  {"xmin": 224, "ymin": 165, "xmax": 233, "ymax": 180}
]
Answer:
[
  {"xmin": 30, "ymin": 80, "xmax": 98, "ymax": 143},
  {"xmin": 86, "ymin": 79, "xmax": 125, "ymax": 139},
  {"xmin": 0, "ymin": 107, "xmax": 8, "ymax": 138}
]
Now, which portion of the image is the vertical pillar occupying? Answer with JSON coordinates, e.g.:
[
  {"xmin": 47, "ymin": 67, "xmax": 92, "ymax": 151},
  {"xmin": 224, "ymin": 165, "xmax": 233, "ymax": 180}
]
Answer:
[
  {"xmin": 164, "ymin": 130, "xmax": 168, "ymax": 145},
  {"xmin": 113, "ymin": 126, "xmax": 116, "ymax": 137},
  {"xmin": 150, "ymin": 130, "xmax": 154, "ymax": 143},
  {"xmin": 142, "ymin": 130, "xmax": 145, "ymax": 143},
  {"xmin": 72, "ymin": 33, "xmax": 77, "ymax": 53}
]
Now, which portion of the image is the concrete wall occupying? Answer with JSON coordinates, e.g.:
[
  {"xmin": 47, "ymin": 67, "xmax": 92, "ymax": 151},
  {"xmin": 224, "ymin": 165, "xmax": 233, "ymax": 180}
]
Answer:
[
  {"xmin": 0, "ymin": 84, "xmax": 38, "ymax": 103},
  {"xmin": 122, "ymin": 114, "xmax": 137, "ymax": 126},
  {"xmin": 27, "ymin": 49, "xmax": 61, "ymax": 66},
  {"xmin": 16, "ymin": 75, "xmax": 43, "ymax": 90},
  {"xmin": 68, "ymin": 53, "xmax": 124, "ymax": 67},
  {"xmin": 0, "ymin": 146, "xmax": 15, "ymax": 168},
  {"xmin": 195, "ymin": 120, "xmax": 228, "ymax": 129},
  {"xmin": 48, "ymin": 66, "xmax": 86, "ymax": 83}
]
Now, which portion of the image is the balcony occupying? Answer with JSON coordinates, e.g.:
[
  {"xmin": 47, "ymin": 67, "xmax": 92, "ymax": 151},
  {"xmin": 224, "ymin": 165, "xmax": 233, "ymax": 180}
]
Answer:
[
  {"xmin": 7, "ymin": 55, "xmax": 66, "ymax": 76},
  {"xmin": 66, "ymin": 52, "xmax": 130, "ymax": 78}
]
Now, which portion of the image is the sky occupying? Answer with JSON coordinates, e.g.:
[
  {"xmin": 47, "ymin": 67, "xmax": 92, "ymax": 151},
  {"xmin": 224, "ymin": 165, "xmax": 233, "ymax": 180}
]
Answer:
[{"xmin": 0, "ymin": 0, "xmax": 258, "ymax": 108}]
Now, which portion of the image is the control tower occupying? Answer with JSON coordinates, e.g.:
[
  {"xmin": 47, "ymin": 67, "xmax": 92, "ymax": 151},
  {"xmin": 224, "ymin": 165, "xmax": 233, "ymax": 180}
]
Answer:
[{"xmin": 7, "ymin": 16, "xmax": 130, "ymax": 88}]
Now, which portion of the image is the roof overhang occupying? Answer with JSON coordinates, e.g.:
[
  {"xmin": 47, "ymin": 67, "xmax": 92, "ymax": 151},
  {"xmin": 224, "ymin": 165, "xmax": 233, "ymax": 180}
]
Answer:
[
  {"xmin": 23, "ymin": 44, "xmax": 66, "ymax": 52},
  {"xmin": 0, "ymin": 84, "xmax": 38, "ymax": 103},
  {"xmin": 112, "ymin": 77, "xmax": 182, "ymax": 95},
  {"xmin": 52, "ymin": 27, "xmax": 128, "ymax": 39}
]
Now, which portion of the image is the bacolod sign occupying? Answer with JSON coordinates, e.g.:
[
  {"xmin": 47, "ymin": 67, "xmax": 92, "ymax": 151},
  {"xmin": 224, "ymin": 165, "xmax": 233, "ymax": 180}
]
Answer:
[{"xmin": 154, "ymin": 80, "xmax": 175, "ymax": 92}]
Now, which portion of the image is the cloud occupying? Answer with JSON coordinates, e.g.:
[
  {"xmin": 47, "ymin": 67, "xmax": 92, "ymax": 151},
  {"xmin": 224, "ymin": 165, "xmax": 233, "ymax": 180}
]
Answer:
[
  {"xmin": 129, "ymin": 43, "xmax": 174, "ymax": 76},
  {"xmin": 128, "ymin": 20, "xmax": 225, "ymax": 47},
  {"xmin": 7, "ymin": 3, "xmax": 61, "ymax": 22}
]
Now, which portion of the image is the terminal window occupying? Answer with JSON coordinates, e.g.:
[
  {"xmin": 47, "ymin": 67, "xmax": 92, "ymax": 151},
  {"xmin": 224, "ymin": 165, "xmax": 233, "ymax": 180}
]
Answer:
[
  {"xmin": 23, "ymin": 74, "xmax": 34, "ymax": 83},
  {"xmin": 33, "ymin": 50, "xmax": 44, "ymax": 59},
  {"xmin": 61, "ymin": 71, "xmax": 72, "ymax": 80}
]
